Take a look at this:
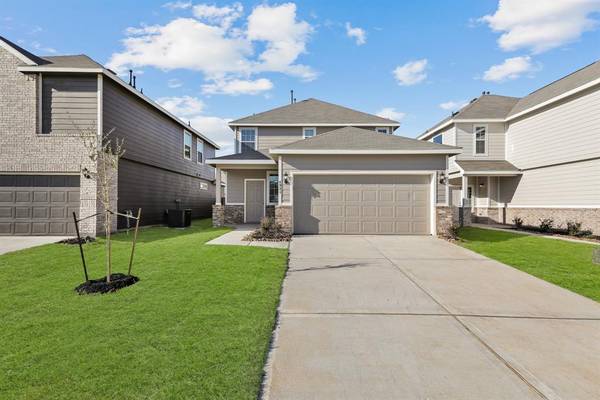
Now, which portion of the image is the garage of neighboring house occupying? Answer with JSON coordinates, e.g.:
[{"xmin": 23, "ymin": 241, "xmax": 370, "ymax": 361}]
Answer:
[
  {"xmin": 0, "ymin": 175, "xmax": 80, "ymax": 235},
  {"xmin": 293, "ymin": 175, "xmax": 431, "ymax": 234}
]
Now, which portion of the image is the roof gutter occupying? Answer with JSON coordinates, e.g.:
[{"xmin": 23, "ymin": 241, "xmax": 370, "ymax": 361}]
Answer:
[
  {"xmin": 228, "ymin": 122, "xmax": 401, "ymax": 127},
  {"xmin": 269, "ymin": 149, "xmax": 462, "ymax": 155},
  {"xmin": 17, "ymin": 65, "xmax": 220, "ymax": 149},
  {"xmin": 206, "ymin": 159, "xmax": 276, "ymax": 166}
]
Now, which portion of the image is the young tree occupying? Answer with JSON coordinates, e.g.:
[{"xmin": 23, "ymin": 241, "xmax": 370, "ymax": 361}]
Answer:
[{"xmin": 80, "ymin": 128, "xmax": 125, "ymax": 283}]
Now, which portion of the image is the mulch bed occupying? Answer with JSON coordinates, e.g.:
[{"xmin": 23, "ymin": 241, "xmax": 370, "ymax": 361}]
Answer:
[
  {"xmin": 75, "ymin": 273, "xmax": 139, "ymax": 295},
  {"xmin": 60, "ymin": 236, "xmax": 95, "ymax": 245}
]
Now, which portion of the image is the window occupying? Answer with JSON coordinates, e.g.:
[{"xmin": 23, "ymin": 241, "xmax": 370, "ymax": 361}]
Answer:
[
  {"xmin": 200, "ymin": 182, "xmax": 208, "ymax": 190},
  {"xmin": 375, "ymin": 127, "xmax": 389, "ymax": 134},
  {"xmin": 303, "ymin": 127, "xmax": 316, "ymax": 139},
  {"xmin": 433, "ymin": 134, "xmax": 443, "ymax": 144},
  {"xmin": 183, "ymin": 131, "xmax": 192, "ymax": 160},
  {"xmin": 267, "ymin": 172, "xmax": 278, "ymax": 204},
  {"xmin": 240, "ymin": 127, "xmax": 257, "ymax": 151},
  {"xmin": 196, "ymin": 139, "xmax": 204, "ymax": 164},
  {"xmin": 474, "ymin": 125, "xmax": 487, "ymax": 155}
]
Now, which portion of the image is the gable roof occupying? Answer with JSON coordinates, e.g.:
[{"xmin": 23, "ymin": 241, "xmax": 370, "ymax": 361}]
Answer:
[
  {"xmin": 455, "ymin": 160, "xmax": 520, "ymax": 175},
  {"xmin": 0, "ymin": 36, "xmax": 219, "ymax": 149},
  {"xmin": 229, "ymin": 98, "xmax": 400, "ymax": 127},
  {"xmin": 507, "ymin": 59, "xmax": 600, "ymax": 118},
  {"xmin": 270, "ymin": 126, "xmax": 461, "ymax": 155}
]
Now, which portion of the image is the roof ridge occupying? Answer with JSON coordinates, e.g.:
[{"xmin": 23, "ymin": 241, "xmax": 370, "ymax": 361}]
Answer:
[{"xmin": 521, "ymin": 59, "xmax": 600, "ymax": 98}]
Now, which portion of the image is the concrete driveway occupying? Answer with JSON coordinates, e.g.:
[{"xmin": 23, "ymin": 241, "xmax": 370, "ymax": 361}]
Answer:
[
  {"xmin": 0, "ymin": 236, "xmax": 70, "ymax": 255},
  {"xmin": 263, "ymin": 235, "xmax": 600, "ymax": 400}
]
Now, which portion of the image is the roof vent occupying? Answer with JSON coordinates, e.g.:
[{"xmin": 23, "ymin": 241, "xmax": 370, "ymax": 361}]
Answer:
[{"xmin": 470, "ymin": 97, "xmax": 477, "ymax": 103}]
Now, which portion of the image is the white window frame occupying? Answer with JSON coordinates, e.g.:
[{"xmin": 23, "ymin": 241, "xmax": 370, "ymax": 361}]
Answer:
[
  {"xmin": 266, "ymin": 171, "xmax": 279, "ymax": 205},
  {"xmin": 473, "ymin": 124, "xmax": 488, "ymax": 156},
  {"xmin": 239, "ymin": 127, "xmax": 257, "ymax": 151},
  {"xmin": 302, "ymin": 127, "xmax": 316, "ymax": 139},
  {"xmin": 196, "ymin": 138, "xmax": 204, "ymax": 164},
  {"xmin": 183, "ymin": 130, "xmax": 192, "ymax": 160},
  {"xmin": 375, "ymin": 127, "xmax": 390, "ymax": 134},
  {"xmin": 433, "ymin": 134, "xmax": 443, "ymax": 144}
]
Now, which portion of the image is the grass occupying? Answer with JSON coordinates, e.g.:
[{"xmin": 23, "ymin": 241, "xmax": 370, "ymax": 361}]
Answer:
[
  {"xmin": 0, "ymin": 219, "xmax": 288, "ymax": 400},
  {"xmin": 457, "ymin": 227, "xmax": 600, "ymax": 302}
]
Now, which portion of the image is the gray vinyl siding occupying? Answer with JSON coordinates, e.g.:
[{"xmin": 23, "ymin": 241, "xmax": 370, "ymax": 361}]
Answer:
[
  {"xmin": 499, "ymin": 158, "xmax": 600, "ymax": 206},
  {"xmin": 281, "ymin": 154, "xmax": 446, "ymax": 204},
  {"xmin": 455, "ymin": 122, "xmax": 506, "ymax": 160},
  {"xmin": 117, "ymin": 159, "xmax": 215, "ymax": 228},
  {"xmin": 103, "ymin": 79, "xmax": 216, "ymax": 182},
  {"xmin": 225, "ymin": 169, "xmax": 272, "ymax": 204},
  {"xmin": 41, "ymin": 75, "xmax": 97, "ymax": 134},
  {"xmin": 506, "ymin": 86, "xmax": 600, "ymax": 170}
]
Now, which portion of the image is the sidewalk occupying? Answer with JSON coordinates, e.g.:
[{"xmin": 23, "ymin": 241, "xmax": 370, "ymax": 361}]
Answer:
[{"xmin": 207, "ymin": 224, "xmax": 289, "ymax": 249}]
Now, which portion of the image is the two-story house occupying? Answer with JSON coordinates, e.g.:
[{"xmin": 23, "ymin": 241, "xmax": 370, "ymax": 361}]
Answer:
[
  {"xmin": 419, "ymin": 60, "xmax": 600, "ymax": 234},
  {"xmin": 208, "ymin": 98, "xmax": 461, "ymax": 235},
  {"xmin": 0, "ymin": 36, "xmax": 219, "ymax": 236}
]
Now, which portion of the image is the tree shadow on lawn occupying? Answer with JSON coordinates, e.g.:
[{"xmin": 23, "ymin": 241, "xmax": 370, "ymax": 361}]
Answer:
[{"xmin": 458, "ymin": 227, "xmax": 528, "ymax": 244}]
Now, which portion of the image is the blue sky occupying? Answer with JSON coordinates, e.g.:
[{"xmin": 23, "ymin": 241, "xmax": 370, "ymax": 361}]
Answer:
[{"xmin": 2, "ymin": 0, "xmax": 600, "ymax": 152}]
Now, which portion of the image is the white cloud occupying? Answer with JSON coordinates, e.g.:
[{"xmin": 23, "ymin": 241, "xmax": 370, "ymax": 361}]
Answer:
[
  {"xmin": 108, "ymin": 2, "xmax": 316, "ymax": 93},
  {"xmin": 162, "ymin": 1, "xmax": 192, "ymax": 11},
  {"xmin": 376, "ymin": 107, "xmax": 405, "ymax": 121},
  {"xmin": 483, "ymin": 56, "xmax": 538, "ymax": 82},
  {"xmin": 157, "ymin": 95, "xmax": 205, "ymax": 116},
  {"xmin": 439, "ymin": 100, "xmax": 468, "ymax": 111},
  {"xmin": 167, "ymin": 78, "xmax": 182, "ymax": 88},
  {"xmin": 30, "ymin": 41, "xmax": 56, "ymax": 54},
  {"xmin": 480, "ymin": 0, "xmax": 600, "ymax": 53},
  {"xmin": 393, "ymin": 59, "xmax": 428, "ymax": 86},
  {"xmin": 202, "ymin": 78, "xmax": 273, "ymax": 95},
  {"xmin": 345, "ymin": 22, "xmax": 366, "ymax": 45}
]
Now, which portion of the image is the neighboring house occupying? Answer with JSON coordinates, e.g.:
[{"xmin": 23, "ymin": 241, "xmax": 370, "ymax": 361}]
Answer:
[
  {"xmin": 419, "ymin": 60, "xmax": 600, "ymax": 233},
  {"xmin": 0, "ymin": 36, "xmax": 219, "ymax": 236},
  {"xmin": 208, "ymin": 98, "xmax": 461, "ymax": 235}
]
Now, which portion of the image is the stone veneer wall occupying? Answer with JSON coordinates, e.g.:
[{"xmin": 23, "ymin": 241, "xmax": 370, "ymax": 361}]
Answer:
[
  {"xmin": 212, "ymin": 205, "xmax": 224, "ymax": 227},
  {"xmin": 275, "ymin": 205, "xmax": 292, "ymax": 233},
  {"xmin": 436, "ymin": 206, "xmax": 472, "ymax": 236},
  {"xmin": 266, "ymin": 205, "xmax": 275, "ymax": 218},
  {"xmin": 506, "ymin": 207, "xmax": 600, "ymax": 234},
  {"xmin": 224, "ymin": 205, "xmax": 244, "ymax": 224}
]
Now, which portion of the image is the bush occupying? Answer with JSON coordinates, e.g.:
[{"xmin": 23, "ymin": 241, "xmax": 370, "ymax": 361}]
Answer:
[
  {"xmin": 446, "ymin": 224, "xmax": 461, "ymax": 240},
  {"xmin": 244, "ymin": 217, "xmax": 291, "ymax": 241},
  {"xmin": 512, "ymin": 216, "xmax": 524, "ymax": 229},
  {"xmin": 566, "ymin": 221, "xmax": 582, "ymax": 236},
  {"xmin": 538, "ymin": 218, "xmax": 554, "ymax": 233}
]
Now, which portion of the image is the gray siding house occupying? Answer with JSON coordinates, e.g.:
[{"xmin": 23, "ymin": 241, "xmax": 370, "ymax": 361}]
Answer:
[
  {"xmin": 0, "ymin": 37, "xmax": 219, "ymax": 236},
  {"xmin": 419, "ymin": 60, "xmax": 600, "ymax": 233},
  {"xmin": 208, "ymin": 99, "xmax": 461, "ymax": 235}
]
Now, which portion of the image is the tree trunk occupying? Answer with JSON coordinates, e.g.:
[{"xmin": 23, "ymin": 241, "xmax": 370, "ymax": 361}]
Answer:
[{"xmin": 105, "ymin": 210, "xmax": 112, "ymax": 282}]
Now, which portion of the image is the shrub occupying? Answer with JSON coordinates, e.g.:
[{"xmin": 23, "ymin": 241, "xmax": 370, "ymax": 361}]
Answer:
[
  {"xmin": 244, "ymin": 217, "xmax": 291, "ymax": 241},
  {"xmin": 538, "ymin": 218, "xmax": 554, "ymax": 233},
  {"xmin": 566, "ymin": 221, "xmax": 582, "ymax": 236},
  {"xmin": 445, "ymin": 224, "xmax": 461, "ymax": 240},
  {"xmin": 512, "ymin": 216, "xmax": 524, "ymax": 229}
]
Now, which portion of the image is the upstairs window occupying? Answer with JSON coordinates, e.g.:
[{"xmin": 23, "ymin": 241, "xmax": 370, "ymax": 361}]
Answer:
[
  {"xmin": 268, "ymin": 172, "xmax": 279, "ymax": 204},
  {"xmin": 303, "ymin": 127, "xmax": 316, "ymax": 139},
  {"xmin": 433, "ymin": 134, "xmax": 443, "ymax": 144},
  {"xmin": 196, "ymin": 139, "xmax": 204, "ymax": 164},
  {"xmin": 474, "ymin": 125, "xmax": 487, "ymax": 155},
  {"xmin": 375, "ymin": 127, "xmax": 389, "ymax": 134},
  {"xmin": 240, "ymin": 127, "xmax": 257, "ymax": 152},
  {"xmin": 183, "ymin": 131, "xmax": 192, "ymax": 160}
]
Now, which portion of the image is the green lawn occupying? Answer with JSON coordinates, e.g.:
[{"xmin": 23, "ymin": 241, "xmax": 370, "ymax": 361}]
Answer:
[
  {"xmin": 0, "ymin": 220, "xmax": 288, "ymax": 400},
  {"xmin": 458, "ymin": 227, "xmax": 600, "ymax": 302}
]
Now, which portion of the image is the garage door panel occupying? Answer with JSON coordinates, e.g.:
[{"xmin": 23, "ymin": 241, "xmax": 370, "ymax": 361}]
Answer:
[
  {"xmin": 345, "ymin": 206, "xmax": 360, "ymax": 217},
  {"xmin": 362, "ymin": 190, "xmax": 377, "ymax": 201},
  {"xmin": 362, "ymin": 205, "xmax": 377, "ymax": 217},
  {"xmin": 328, "ymin": 205, "xmax": 344, "ymax": 217},
  {"xmin": 0, "ymin": 175, "xmax": 80, "ymax": 236},
  {"xmin": 379, "ymin": 190, "xmax": 394, "ymax": 201},
  {"xmin": 346, "ymin": 190, "xmax": 360, "ymax": 201},
  {"xmin": 413, "ymin": 206, "xmax": 428, "ymax": 218}
]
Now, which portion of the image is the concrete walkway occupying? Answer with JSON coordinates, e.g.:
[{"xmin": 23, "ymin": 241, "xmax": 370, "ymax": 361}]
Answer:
[
  {"xmin": 263, "ymin": 235, "xmax": 600, "ymax": 400},
  {"xmin": 0, "ymin": 236, "xmax": 71, "ymax": 255},
  {"xmin": 206, "ymin": 225, "xmax": 288, "ymax": 249}
]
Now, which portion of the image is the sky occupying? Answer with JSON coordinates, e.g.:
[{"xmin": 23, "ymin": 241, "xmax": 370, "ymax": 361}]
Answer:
[{"xmin": 2, "ymin": 0, "xmax": 600, "ymax": 154}]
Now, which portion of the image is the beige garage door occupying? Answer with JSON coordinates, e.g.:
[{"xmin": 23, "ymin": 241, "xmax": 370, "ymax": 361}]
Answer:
[
  {"xmin": 0, "ymin": 175, "xmax": 80, "ymax": 236},
  {"xmin": 293, "ymin": 175, "xmax": 430, "ymax": 235}
]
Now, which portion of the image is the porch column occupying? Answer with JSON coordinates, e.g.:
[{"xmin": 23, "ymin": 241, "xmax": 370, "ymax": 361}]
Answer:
[
  {"xmin": 278, "ymin": 156, "xmax": 283, "ymax": 206},
  {"xmin": 461, "ymin": 175, "xmax": 468, "ymax": 207},
  {"xmin": 215, "ymin": 167, "xmax": 221, "ymax": 205}
]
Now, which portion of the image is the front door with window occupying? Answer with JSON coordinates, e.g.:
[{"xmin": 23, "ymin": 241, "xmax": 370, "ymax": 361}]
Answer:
[{"xmin": 245, "ymin": 180, "xmax": 265, "ymax": 223}]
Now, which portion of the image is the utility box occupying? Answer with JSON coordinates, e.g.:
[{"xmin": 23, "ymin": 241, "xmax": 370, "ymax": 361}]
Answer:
[{"xmin": 167, "ymin": 209, "xmax": 192, "ymax": 228}]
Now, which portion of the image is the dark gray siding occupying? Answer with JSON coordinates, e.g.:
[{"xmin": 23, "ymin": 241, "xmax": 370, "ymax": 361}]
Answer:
[
  {"xmin": 117, "ymin": 159, "xmax": 215, "ymax": 228},
  {"xmin": 42, "ymin": 75, "xmax": 97, "ymax": 134}
]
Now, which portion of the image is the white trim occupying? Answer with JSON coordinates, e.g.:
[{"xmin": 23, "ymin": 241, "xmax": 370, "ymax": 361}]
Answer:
[
  {"xmin": 225, "ymin": 202, "xmax": 244, "ymax": 206},
  {"xmin": 215, "ymin": 167, "xmax": 221, "ymax": 205},
  {"xmin": 506, "ymin": 205, "xmax": 600, "ymax": 209},
  {"xmin": 243, "ymin": 179, "xmax": 266, "ymax": 223},
  {"xmin": 183, "ymin": 130, "xmax": 192, "ymax": 160},
  {"xmin": 277, "ymin": 156, "xmax": 283, "ymax": 206},
  {"xmin": 206, "ymin": 159, "xmax": 276, "ymax": 166},
  {"xmin": 302, "ymin": 127, "xmax": 316, "ymax": 139},
  {"xmin": 462, "ymin": 171, "xmax": 521, "ymax": 176},
  {"xmin": 430, "ymin": 173, "xmax": 436, "ymax": 235},
  {"xmin": 0, "ymin": 40, "xmax": 38, "ymax": 65},
  {"xmin": 473, "ymin": 124, "xmax": 488, "ymax": 156},
  {"xmin": 507, "ymin": 76, "xmax": 600, "ymax": 121},
  {"xmin": 229, "ymin": 122, "xmax": 400, "ymax": 127},
  {"xmin": 375, "ymin": 127, "xmax": 390, "ymax": 134},
  {"xmin": 97, "ymin": 74, "xmax": 103, "ymax": 137},
  {"xmin": 487, "ymin": 176, "xmax": 491, "ymax": 207},
  {"xmin": 18, "ymin": 66, "xmax": 103, "ymax": 73},
  {"xmin": 37, "ymin": 73, "xmax": 43, "ymax": 134},
  {"xmin": 196, "ymin": 138, "xmax": 204, "ymax": 164},
  {"xmin": 239, "ymin": 127, "xmax": 258, "ymax": 152},
  {"xmin": 270, "ymin": 149, "xmax": 461, "ymax": 155},
  {"xmin": 266, "ymin": 170, "xmax": 279, "ymax": 205},
  {"xmin": 468, "ymin": 184, "xmax": 475, "ymax": 211}
]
